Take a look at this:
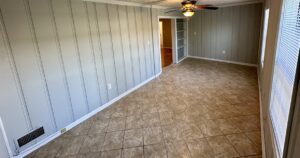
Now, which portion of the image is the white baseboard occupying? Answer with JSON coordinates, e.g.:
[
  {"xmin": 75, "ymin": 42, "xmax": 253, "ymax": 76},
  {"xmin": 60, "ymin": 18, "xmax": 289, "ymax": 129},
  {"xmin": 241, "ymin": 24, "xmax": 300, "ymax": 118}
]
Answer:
[
  {"xmin": 16, "ymin": 72, "xmax": 162, "ymax": 158},
  {"xmin": 188, "ymin": 56, "xmax": 258, "ymax": 67}
]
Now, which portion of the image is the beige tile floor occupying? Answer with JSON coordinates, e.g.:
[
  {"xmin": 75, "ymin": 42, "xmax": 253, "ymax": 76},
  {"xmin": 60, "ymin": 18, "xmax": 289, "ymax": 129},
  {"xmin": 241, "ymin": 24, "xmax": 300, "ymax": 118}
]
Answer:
[{"xmin": 26, "ymin": 58, "xmax": 262, "ymax": 158}]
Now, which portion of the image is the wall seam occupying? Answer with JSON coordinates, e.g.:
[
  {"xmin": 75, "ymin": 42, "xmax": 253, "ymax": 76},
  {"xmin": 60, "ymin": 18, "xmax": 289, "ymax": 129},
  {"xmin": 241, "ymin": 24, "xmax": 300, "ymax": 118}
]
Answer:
[
  {"xmin": 0, "ymin": 8, "xmax": 32, "ymax": 155},
  {"xmin": 140, "ymin": 8, "xmax": 148, "ymax": 80},
  {"xmin": 84, "ymin": 1, "xmax": 102, "ymax": 107},
  {"xmin": 23, "ymin": 0, "xmax": 58, "ymax": 130},
  {"xmin": 106, "ymin": 4, "xmax": 120, "ymax": 95},
  {"xmin": 94, "ymin": 3, "xmax": 109, "ymax": 103},
  {"xmin": 48, "ymin": 0, "xmax": 75, "ymax": 121},
  {"xmin": 134, "ymin": 7, "xmax": 143, "ymax": 84},
  {"xmin": 124, "ymin": 6, "xmax": 136, "ymax": 87},
  {"xmin": 68, "ymin": 0, "xmax": 90, "ymax": 112},
  {"xmin": 0, "ymin": 8, "xmax": 32, "ymax": 130},
  {"xmin": 116, "ymin": 5, "xmax": 128, "ymax": 91}
]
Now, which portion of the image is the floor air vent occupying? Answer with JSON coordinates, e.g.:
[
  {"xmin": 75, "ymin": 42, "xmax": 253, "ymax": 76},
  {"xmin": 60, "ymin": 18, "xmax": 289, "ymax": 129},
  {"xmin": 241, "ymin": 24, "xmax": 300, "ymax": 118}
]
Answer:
[{"xmin": 17, "ymin": 127, "xmax": 44, "ymax": 147}]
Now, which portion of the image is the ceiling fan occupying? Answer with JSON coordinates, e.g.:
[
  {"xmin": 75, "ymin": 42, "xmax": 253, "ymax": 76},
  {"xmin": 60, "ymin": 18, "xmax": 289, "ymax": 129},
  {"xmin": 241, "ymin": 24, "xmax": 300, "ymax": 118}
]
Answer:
[
  {"xmin": 145, "ymin": 0, "xmax": 218, "ymax": 17},
  {"xmin": 166, "ymin": 0, "xmax": 219, "ymax": 17}
]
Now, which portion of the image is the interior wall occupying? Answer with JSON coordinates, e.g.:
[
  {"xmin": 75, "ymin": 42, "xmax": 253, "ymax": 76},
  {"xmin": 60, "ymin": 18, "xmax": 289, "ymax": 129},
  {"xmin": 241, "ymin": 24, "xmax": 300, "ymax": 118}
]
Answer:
[
  {"xmin": 0, "ymin": 0, "xmax": 161, "ymax": 155},
  {"xmin": 188, "ymin": 3, "xmax": 262, "ymax": 65},
  {"xmin": 0, "ymin": 128, "xmax": 9, "ymax": 158}
]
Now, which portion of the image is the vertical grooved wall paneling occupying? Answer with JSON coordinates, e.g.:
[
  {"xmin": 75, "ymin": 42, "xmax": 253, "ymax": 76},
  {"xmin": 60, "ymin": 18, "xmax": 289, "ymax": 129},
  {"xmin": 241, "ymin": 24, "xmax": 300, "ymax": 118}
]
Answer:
[
  {"xmin": 51, "ymin": 0, "xmax": 88, "ymax": 119},
  {"xmin": 86, "ymin": 2, "xmax": 109, "ymax": 105},
  {"xmin": 108, "ymin": 4, "xmax": 127, "ymax": 94},
  {"xmin": 70, "ymin": 0, "xmax": 101, "ymax": 111},
  {"xmin": 1, "ymin": 0, "xmax": 57, "ymax": 150},
  {"xmin": 0, "ymin": 6, "xmax": 32, "ymax": 153},
  {"xmin": 135, "ymin": 7, "xmax": 147, "ymax": 82},
  {"xmin": 152, "ymin": 8, "xmax": 161, "ymax": 74},
  {"xmin": 96, "ymin": 3, "xmax": 119, "ymax": 100},
  {"xmin": 0, "ymin": 0, "xmax": 161, "ymax": 155},
  {"xmin": 118, "ymin": 5, "xmax": 135, "ymax": 89},
  {"xmin": 127, "ymin": 6, "xmax": 142, "ymax": 85},
  {"xmin": 188, "ymin": 3, "xmax": 262, "ymax": 64},
  {"xmin": 28, "ymin": 0, "xmax": 74, "ymax": 130}
]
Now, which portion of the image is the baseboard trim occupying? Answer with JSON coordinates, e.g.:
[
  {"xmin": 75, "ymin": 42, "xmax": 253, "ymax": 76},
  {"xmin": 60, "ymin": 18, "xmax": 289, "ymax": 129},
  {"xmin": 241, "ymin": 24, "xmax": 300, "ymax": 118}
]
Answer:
[
  {"xmin": 16, "ymin": 72, "xmax": 162, "ymax": 158},
  {"xmin": 187, "ymin": 56, "xmax": 258, "ymax": 67}
]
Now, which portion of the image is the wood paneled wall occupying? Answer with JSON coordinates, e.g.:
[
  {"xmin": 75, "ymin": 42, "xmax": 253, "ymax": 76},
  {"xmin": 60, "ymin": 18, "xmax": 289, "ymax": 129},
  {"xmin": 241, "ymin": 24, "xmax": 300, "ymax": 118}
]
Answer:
[
  {"xmin": 0, "ymin": 0, "xmax": 160, "ymax": 154},
  {"xmin": 188, "ymin": 3, "xmax": 262, "ymax": 65}
]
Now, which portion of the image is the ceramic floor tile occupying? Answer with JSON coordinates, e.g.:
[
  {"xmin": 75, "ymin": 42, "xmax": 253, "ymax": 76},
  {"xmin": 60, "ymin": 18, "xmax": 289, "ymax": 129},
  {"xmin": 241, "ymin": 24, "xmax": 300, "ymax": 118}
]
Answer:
[
  {"xmin": 159, "ymin": 111, "xmax": 174, "ymax": 125},
  {"xmin": 230, "ymin": 115, "xmax": 260, "ymax": 132},
  {"xmin": 111, "ymin": 107, "xmax": 127, "ymax": 118},
  {"xmin": 88, "ymin": 119, "xmax": 109, "ymax": 134},
  {"xmin": 102, "ymin": 131, "xmax": 124, "ymax": 151},
  {"xmin": 161, "ymin": 125, "xmax": 183, "ymax": 141},
  {"xmin": 246, "ymin": 131, "xmax": 262, "ymax": 147},
  {"xmin": 198, "ymin": 119, "xmax": 223, "ymax": 137},
  {"xmin": 143, "ymin": 113, "xmax": 160, "ymax": 127},
  {"xmin": 28, "ymin": 138, "xmax": 65, "ymax": 158},
  {"xmin": 123, "ymin": 129, "xmax": 144, "ymax": 148},
  {"xmin": 101, "ymin": 149, "xmax": 122, "ymax": 158},
  {"xmin": 127, "ymin": 106, "xmax": 143, "ymax": 116},
  {"xmin": 63, "ymin": 121, "xmax": 93, "ymax": 137},
  {"xmin": 143, "ymin": 126, "xmax": 163, "ymax": 145},
  {"xmin": 26, "ymin": 59, "xmax": 262, "ymax": 158},
  {"xmin": 186, "ymin": 139, "xmax": 214, "ymax": 158},
  {"xmin": 144, "ymin": 143, "xmax": 167, "ymax": 158},
  {"xmin": 206, "ymin": 136, "xmax": 239, "ymax": 158},
  {"xmin": 165, "ymin": 140, "xmax": 192, "ymax": 158},
  {"xmin": 79, "ymin": 134, "xmax": 105, "ymax": 153},
  {"xmin": 122, "ymin": 147, "xmax": 144, "ymax": 158},
  {"xmin": 226, "ymin": 133, "xmax": 261, "ymax": 156},
  {"xmin": 176, "ymin": 121, "xmax": 204, "ymax": 140},
  {"xmin": 56, "ymin": 136, "xmax": 85, "ymax": 157},
  {"xmin": 126, "ymin": 115, "xmax": 144, "ymax": 129},
  {"xmin": 214, "ymin": 119, "xmax": 242, "ymax": 135},
  {"xmin": 56, "ymin": 154, "xmax": 85, "ymax": 158},
  {"xmin": 83, "ymin": 152, "xmax": 102, "ymax": 158},
  {"xmin": 107, "ymin": 117, "xmax": 126, "ymax": 132}
]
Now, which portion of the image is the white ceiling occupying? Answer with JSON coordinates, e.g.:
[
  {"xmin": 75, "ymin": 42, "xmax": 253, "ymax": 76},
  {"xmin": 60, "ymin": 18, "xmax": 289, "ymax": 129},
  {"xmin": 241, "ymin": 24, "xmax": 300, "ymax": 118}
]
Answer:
[{"xmin": 110, "ymin": 0, "xmax": 263, "ymax": 8}]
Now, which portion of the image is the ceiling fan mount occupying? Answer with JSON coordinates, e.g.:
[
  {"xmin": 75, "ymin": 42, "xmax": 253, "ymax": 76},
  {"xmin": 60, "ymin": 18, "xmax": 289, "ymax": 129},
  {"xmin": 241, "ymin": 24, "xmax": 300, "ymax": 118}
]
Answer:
[{"xmin": 166, "ymin": 0, "xmax": 219, "ymax": 17}]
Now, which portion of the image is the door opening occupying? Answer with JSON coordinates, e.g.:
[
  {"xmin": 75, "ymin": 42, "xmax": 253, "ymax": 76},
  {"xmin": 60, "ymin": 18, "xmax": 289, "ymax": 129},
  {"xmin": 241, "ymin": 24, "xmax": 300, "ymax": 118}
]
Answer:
[{"xmin": 159, "ymin": 19, "xmax": 173, "ymax": 68}]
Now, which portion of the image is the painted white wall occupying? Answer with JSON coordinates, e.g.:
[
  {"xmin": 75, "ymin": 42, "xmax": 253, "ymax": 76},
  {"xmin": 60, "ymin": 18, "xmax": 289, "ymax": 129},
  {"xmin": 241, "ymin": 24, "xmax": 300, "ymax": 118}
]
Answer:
[
  {"xmin": 0, "ymin": 129, "xmax": 9, "ymax": 158},
  {"xmin": 188, "ymin": 3, "xmax": 263, "ymax": 65}
]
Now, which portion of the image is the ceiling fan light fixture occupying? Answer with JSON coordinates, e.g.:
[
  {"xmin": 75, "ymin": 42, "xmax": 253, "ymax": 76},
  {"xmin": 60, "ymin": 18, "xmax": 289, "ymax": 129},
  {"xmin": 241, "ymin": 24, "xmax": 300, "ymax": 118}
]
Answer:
[{"xmin": 183, "ymin": 9, "xmax": 194, "ymax": 17}]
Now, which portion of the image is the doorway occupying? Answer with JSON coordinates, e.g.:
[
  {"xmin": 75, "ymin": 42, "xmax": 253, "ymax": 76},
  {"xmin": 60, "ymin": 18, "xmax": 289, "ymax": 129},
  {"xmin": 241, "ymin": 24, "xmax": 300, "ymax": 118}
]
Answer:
[{"xmin": 159, "ymin": 19, "xmax": 173, "ymax": 67}]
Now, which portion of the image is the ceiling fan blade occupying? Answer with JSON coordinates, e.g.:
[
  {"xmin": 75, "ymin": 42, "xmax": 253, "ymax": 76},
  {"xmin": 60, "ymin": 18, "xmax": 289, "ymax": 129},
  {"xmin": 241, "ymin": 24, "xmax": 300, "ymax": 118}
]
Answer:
[
  {"xmin": 165, "ymin": 9, "xmax": 181, "ymax": 14},
  {"xmin": 203, "ymin": 6, "xmax": 219, "ymax": 10},
  {"xmin": 143, "ymin": 0, "xmax": 166, "ymax": 5},
  {"xmin": 195, "ymin": 5, "xmax": 219, "ymax": 10}
]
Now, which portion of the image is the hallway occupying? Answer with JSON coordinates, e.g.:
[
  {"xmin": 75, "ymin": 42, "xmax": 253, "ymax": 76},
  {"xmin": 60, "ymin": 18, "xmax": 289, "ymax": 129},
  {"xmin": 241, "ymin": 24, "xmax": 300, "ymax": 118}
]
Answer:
[{"xmin": 27, "ymin": 58, "xmax": 262, "ymax": 158}]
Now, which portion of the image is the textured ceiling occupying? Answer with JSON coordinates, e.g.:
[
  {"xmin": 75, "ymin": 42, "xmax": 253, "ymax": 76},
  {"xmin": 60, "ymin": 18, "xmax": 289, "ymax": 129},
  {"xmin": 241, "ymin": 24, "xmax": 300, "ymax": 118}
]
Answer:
[{"xmin": 117, "ymin": 0, "xmax": 263, "ymax": 7}]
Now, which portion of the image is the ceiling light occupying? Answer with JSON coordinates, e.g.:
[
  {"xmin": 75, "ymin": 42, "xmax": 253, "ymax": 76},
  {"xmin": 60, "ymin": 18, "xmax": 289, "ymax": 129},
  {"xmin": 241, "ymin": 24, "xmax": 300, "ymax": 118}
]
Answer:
[{"xmin": 183, "ymin": 9, "xmax": 194, "ymax": 17}]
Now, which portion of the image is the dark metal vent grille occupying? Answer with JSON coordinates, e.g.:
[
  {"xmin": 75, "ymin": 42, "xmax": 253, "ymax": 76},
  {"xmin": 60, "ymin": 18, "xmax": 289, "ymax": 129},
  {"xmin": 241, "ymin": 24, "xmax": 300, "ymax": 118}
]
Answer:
[{"xmin": 17, "ymin": 127, "xmax": 44, "ymax": 147}]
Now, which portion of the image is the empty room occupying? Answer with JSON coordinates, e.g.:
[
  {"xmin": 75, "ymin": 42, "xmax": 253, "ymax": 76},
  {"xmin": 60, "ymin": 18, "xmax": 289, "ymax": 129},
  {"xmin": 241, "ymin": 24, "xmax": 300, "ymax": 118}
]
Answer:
[{"xmin": 0, "ymin": 0, "xmax": 300, "ymax": 158}]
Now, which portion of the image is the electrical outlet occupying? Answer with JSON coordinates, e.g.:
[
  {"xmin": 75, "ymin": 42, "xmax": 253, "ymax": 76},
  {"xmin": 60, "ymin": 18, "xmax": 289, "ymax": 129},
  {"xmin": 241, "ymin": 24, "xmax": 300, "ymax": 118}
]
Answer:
[
  {"xmin": 222, "ymin": 50, "xmax": 226, "ymax": 54},
  {"xmin": 107, "ymin": 84, "xmax": 112, "ymax": 90}
]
